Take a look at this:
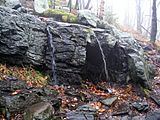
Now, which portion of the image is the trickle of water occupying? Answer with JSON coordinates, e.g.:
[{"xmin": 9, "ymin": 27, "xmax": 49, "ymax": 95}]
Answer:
[
  {"xmin": 90, "ymin": 30, "xmax": 109, "ymax": 81},
  {"xmin": 46, "ymin": 25, "xmax": 58, "ymax": 85}
]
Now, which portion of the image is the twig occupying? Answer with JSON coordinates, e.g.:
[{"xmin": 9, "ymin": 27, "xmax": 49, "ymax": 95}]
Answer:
[
  {"xmin": 83, "ymin": 113, "xmax": 88, "ymax": 120},
  {"xmin": 140, "ymin": 25, "xmax": 151, "ymax": 35}
]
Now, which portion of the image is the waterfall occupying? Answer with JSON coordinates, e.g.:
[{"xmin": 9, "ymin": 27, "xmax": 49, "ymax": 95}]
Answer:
[
  {"xmin": 95, "ymin": 35, "xmax": 109, "ymax": 81},
  {"xmin": 88, "ymin": 29, "xmax": 109, "ymax": 81},
  {"xmin": 46, "ymin": 25, "xmax": 58, "ymax": 85}
]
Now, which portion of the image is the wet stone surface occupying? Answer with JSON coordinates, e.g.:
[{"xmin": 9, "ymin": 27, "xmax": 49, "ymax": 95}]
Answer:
[
  {"xmin": 77, "ymin": 104, "xmax": 97, "ymax": 112},
  {"xmin": 132, "ymin": 101, "xmax": 149, "ymax": 112}
]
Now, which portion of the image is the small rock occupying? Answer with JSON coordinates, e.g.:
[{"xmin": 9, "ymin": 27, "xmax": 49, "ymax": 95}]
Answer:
[
  {"xmin": 77, "ymin": 104, "xmax": 97, "ymax": 112},
  {"xmin": 101, "ymin": 96, "xmax": 118, "ymax": 106},
  {"xmin": 132, "ymin": 101, "xmax": 149, "ymax": 112},
  {"xmin": 77, "ymin": 10, "xmax": 100, "ymax": 27},
  {"xmin": 24, "ymin": 102, "xmax": 54, "ymax": 120},
  {"xmin": 66, "ymin": 111, "xmax": 95, "ymax": 120}
]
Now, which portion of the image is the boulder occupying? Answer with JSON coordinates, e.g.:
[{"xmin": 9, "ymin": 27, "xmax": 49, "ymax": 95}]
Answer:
[{"xmin": 77, "ymin": 10, "xmax": 100, "ymax": 27}]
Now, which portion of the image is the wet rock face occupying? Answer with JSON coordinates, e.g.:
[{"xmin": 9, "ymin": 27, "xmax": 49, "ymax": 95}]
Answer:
[
  {"xmin": 0, "ymin": 7, "xmax": 154, "ymax": 86},
  {"xmin": 45, "ymin": 22, "xmax": 88, "ymax": 84},
  {"xmin": 0, "ymin": 7, "xmax": 46, "ymax": 66}
]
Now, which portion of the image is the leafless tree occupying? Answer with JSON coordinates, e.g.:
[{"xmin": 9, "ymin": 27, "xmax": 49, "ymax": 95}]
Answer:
[
  {"xmin": 150, "ymin": 0, "xmax": 157, "ymax": 42},
  {"xmin": 136, "ymin": 0, "xmax": 142, "ymax": 33},
  {"xmin": 72, "ymin": 0, "xmax": 92, "ymax": 10},
  {"xmin": 85, "ymin": 0, "xmax": 91, "ymax": 9}
]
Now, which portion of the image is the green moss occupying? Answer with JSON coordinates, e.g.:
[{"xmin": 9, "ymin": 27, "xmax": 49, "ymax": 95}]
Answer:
[
  {"xmin": 140, "ymin": 85, "xmax": 151, "ymax": 97},
  {"xmin": 43, "ymin": 9, "xmax": 77, "ymax": 23}
]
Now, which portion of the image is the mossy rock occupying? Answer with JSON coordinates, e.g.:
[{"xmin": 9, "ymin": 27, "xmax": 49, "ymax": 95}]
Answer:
[{"xmin": 43, "ymin": 9, "xmax": 77, "ymax": 23}]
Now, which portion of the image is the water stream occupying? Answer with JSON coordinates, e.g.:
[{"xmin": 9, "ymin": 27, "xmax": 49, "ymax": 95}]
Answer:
[
  {"xmin": 93, "ymin": 32, "xmax": 109, "ymax": 81},
  {"xmin": 46, "ymin": 25, "xmax": 58, "ymax": 85}
]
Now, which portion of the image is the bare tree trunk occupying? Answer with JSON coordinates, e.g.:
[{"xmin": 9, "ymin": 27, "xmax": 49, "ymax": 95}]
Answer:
[
  {"xmin": 136, "ymin": 0, "xmax": 142, "ymax": 33},
  {"xmin": 68, "ymin": 0, "xmax": 72, "ymax": 12},
  {"xmin": 82, "ymin": 0, "xmax": 85, "ymax": 9},
  {"xmin": 80, "ymin": 0, "xmax": 83, "ymax": 9},
  {"xmin": 53, "ymin": 0, "xmax": 56, "ymax": 9},
  {"xmin": 99, "ymin": 0, "xmax": 105, "ymax": 19},
  {"xmin": 75, "ymin": 0, "xmax": 79, "ymax": 9},
  {"xmin": 85, "ymin": 0, "xmax": 91, "ymax": 9},
  {"xmin": 150, "ymin": 0, "xmax": 157, "ymax": 42},
  {"xmin": 145, "ymin": 0, "xmax": 152, "ymax": 37}
]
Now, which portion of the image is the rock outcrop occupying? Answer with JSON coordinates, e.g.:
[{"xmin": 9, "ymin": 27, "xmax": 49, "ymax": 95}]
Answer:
[
  {"xmin": 0, "ymin": 6, "xmax": 154, "ymax": 87},
  {"xmin": 86, "ymin": 27, "xmax": 154, "ymax": 87}
]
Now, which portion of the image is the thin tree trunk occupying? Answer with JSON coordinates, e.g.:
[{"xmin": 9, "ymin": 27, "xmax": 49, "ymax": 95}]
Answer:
[
  {"xmin": 75, "ymin": 0, "xmax": 79, "ymax": 10},
  {"xmin": 82, "ymin": 0, "xmax": 85, "ymax": 9},
  {"xmin": 53, "ymin": 0, "xmax": 56, "ymax": 9},
  {"xmin": 85, "ymin": 0, "xmax": 91, "ymax": 9},
  {"xmin": 68, "ymin": 0, "xmax": 72, "ymax": 12},
  {"xmin": 136, "ymin": 0, "xmax": 142, "ymax": 33},
  {"xmin": 150, "ymin": 0, "xmax": 157, "ymax": 42}
]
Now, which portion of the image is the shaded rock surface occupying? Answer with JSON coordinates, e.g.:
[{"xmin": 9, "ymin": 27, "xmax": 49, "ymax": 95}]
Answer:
[
  {"xmin": 112, "ymin": 103, "xmax": 130, "ymax": 116},
  {"xmin": 151, "ymin": 94, "xmax": 160, "ymax": 107},
  {"xmin": 0, "ymin": 6, "xmax": 154, "ymax": 86},
  {"xmin": 146, "ymin": 109, "xmax": 160, "ymax": 120}
]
